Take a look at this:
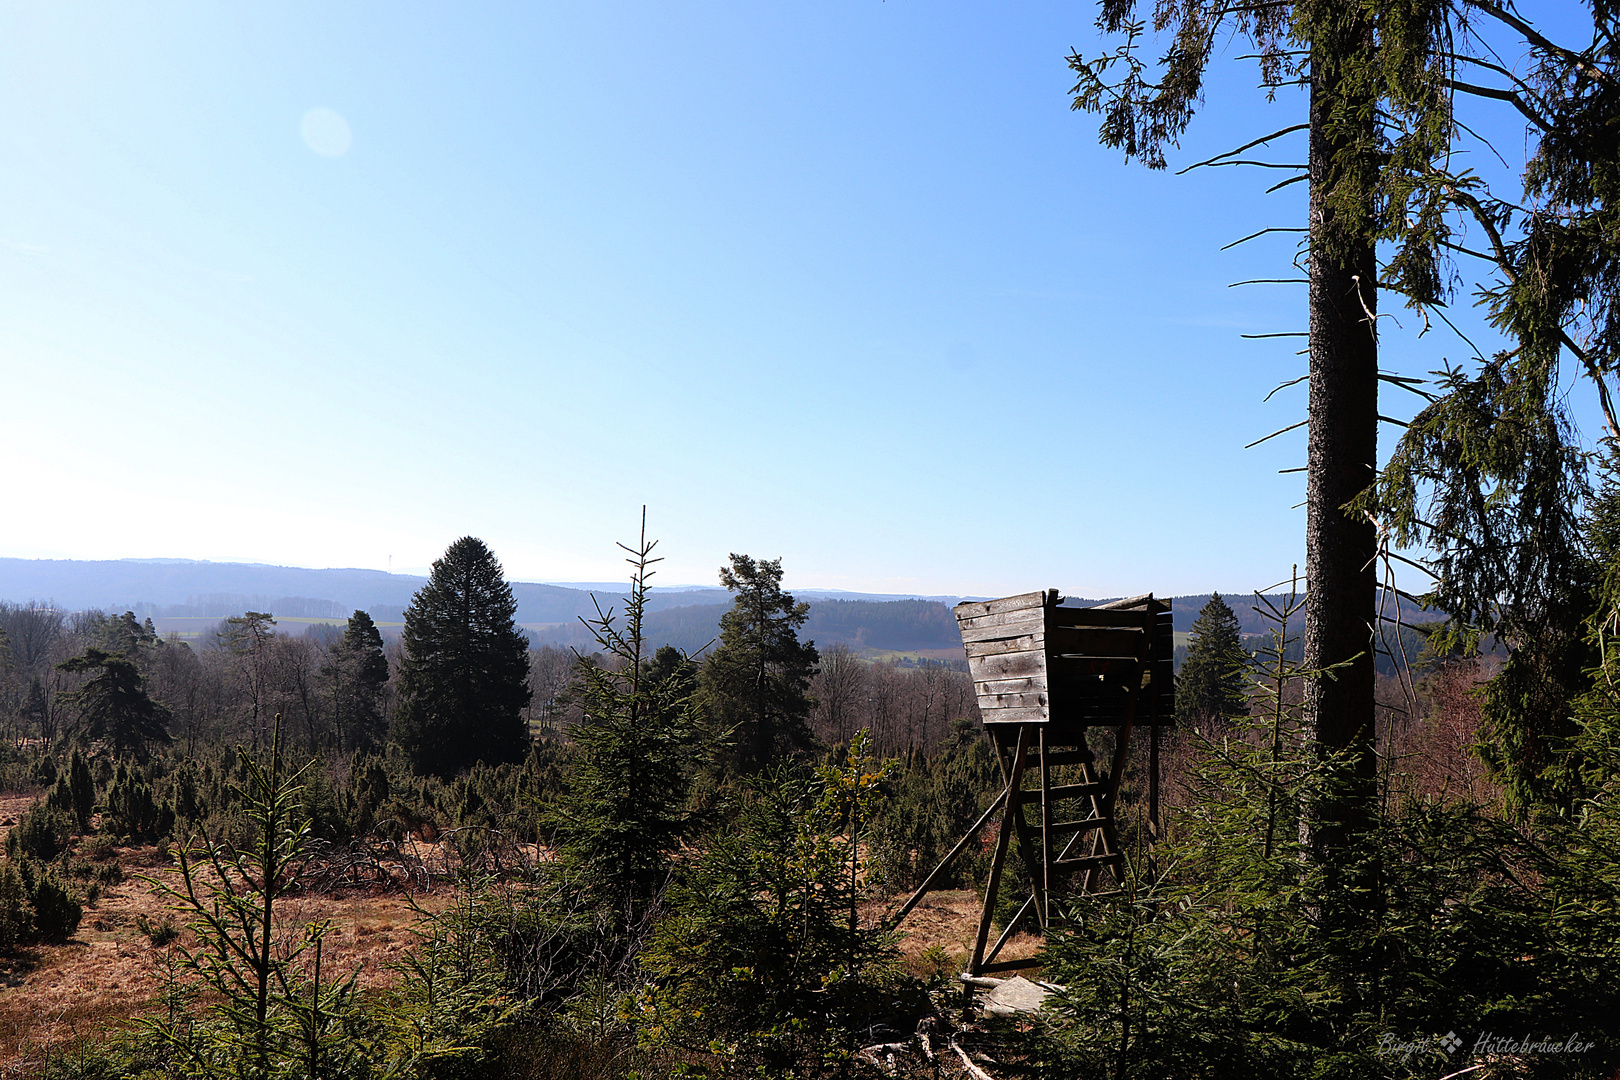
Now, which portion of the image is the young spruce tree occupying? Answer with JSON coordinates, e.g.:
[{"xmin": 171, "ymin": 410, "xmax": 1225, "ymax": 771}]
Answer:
[
  {"xmin": 144, "ymin": 717, "xmax": 361, "ymax": 1079},
  {"xmin": 551, "ymin": 514, "xmax": 698, "ymax": 933}
]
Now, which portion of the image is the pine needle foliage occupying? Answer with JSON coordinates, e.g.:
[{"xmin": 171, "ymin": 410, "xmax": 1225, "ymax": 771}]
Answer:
[
  {"xmin": 871, "ymin": 718, "xmax": 999, "ymax": 891},
  {"xmin": 321, "ymin": 610, "xmax": 390, "ymax": 754},
  {"xmin": 57, "ymin": 647, "xmax": 172, "ymax": 755},
  {"xmin": 1025, "ymin": 583, "xmax": 1620, "ymax": 1078},
  {"xmin": 699, "ymin": 554, "xmax": 820, "ymax": 774},
  {"xmin": 551, "ymin": 513, "xmax": 699, "ymax": 933},
  {"xmin": 142, "ymin": 717, "xmax": 362, "ymax": 1080},
  {"xmin": 1175, "ymin": 593, "xmax": 1251, "ymax": 731},
  {"xmin": 642, "ymin": 749, "xmax": 913, "ymax": 1077},
  {"xmin": 393, "ymin": 537, "xmax": 532, "ymax": 778},
  {"xmin": 365, "ymin": 881, "xmax": 525, "ymax": 1076}
]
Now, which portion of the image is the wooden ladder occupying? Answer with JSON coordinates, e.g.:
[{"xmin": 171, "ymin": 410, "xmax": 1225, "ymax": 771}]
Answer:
[
  {"xmin": 884, "ymin": 592, "xmax": 1167, "ymax": 984},
  {"xmin": 966, "ymin": 624, "xmax": 1150, "ymax": 976}
]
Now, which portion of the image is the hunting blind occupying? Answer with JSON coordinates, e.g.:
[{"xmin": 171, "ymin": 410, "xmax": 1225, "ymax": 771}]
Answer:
[{"xmin": 889, "ymin": 590, "xmax": 1174, "ymax": 979}]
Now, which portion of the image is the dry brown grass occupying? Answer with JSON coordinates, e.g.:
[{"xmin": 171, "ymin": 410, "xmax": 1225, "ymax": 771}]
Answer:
[
  {"xmin": 0, "ymin": 801, "xmax": 1047, "ymax": 1074},
  {"xmin": 868, "ymin": 888, "xmax": 1044, "ymax": 981},
  {"xmin": 0, "ymin": 828, "xmax": 452, "ymax": 1077},
  {"xmin": 0, "ymin": 795, "xmax": 41, "ymax": 841}
]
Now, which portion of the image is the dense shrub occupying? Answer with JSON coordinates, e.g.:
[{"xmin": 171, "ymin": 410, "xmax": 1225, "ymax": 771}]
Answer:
[
  {"xmin": 68, "ymin": 749, "xmax": 96, "ymax": 831},
  {"xmin": 0, "ymin": 857, "xmax": 83, "ymax": 948},
  {"xmin": 6, "ymin": 802, "xmax": 74, "ymax": 861},
  {"xmin": 165, "ymin": 761, "xmax": 204, "ymax": 824},
  {"xmin": 348, "ymin": 753, "xmax": 389, "ymax": 835},
  {"xmin": 29, "ymin": 753, "xmax": 58, "ymax": 789},
  {"xmin": 29, "ymin": 870, "xmax": 82, "ymax": 942},
  {"xmin": 1020, "ymin": 715, "xmax": 1620, "ymax": 1079},
  {"xmin": 103, "ymin": 763, "xmax": 172, "ymax": 840},
  {"xmin": 0, "ymin": 862, "xmax": 33, "ymax": 949},
  {"xmin": 643, "ymin": 763, "xmax": 922, "ymax": 1075},
  {"xmin": 870, "ymin": 718, "xmax": 999, "ymax": 891}
]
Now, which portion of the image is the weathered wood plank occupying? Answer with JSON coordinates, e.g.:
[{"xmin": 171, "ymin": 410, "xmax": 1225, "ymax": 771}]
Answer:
[
  {"xmin": 1091, "ymin": 592, "xmax": 1157, "ymax": 611},
  {"xmin": 975, "ymin": 676, "xmax": 1049, "ymax": 697},
  {"xmin": 962, "ymin": 635, "xmax": 1043, "ymax": 656},
  {"xmin": 1016, "ymin": 782, "xmax": 1104, "ymax": 803},
  {"xmin": 960, "ymin": 622, "xmax": 1046, "ymax": 645},
  {"xmin": 1047, "ymin": 608, "xmax": 1156, "ymax": 629},
  {"xmin": 1022, "ymin": 748, "xmax": 1094, "ymax": 769},
  {"xmin": 965, "ymin": 650, "xmax": 1046, "ymax": 679},
  {"xmin": 1056, "ymin": 852, "xmax": 1123, "ymax": 869},
  {"xmin": 979, "ymin": 705, "xmax": 1050, "ymax": 724},
  {"xmin": 1047, "ymin": 781, "xmax": 1106, "ymax": 801},
  {"xmin": 1050, "ymin": 818, "xmax": 1110, "ymax": 832},
  {"xmin": 972, "ymin": 696, "xmax": 1049, "ymax": 712},
  {"xmin": 956, "ymin": 607, "xmax": 1047, "ymax": 633},
  {"xmin": 953, "ymin": 591, "xmax": 1047, "ymax": 619}
]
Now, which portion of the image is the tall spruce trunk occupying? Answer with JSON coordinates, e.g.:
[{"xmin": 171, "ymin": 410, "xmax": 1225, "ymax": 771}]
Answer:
[{"xmin": 1302, "ymin": 11, "xmax": 1379, "ymax": 855}]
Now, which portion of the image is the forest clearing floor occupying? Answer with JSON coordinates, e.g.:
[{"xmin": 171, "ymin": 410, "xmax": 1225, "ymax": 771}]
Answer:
[
  {"xmin": 0, "ymin": 817, "xmax": 452, "ymax": 1079},
  {"xmin": 870, "ymin": 888, "xmax": 1044, "ymax": 981},
  {"xmin": 1, "ymin": 880, "xmax": 1047, "ymax": 1079},
  {"xmin": 0, "ymin": 796, "xmax": 1048, "ymax": 1079}
]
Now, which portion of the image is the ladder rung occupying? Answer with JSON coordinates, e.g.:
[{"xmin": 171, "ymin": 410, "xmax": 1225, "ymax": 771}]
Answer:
[
  {"xmin": 1050, "ymin": 818, "xmax": 1109, "ymax": 832},
  {"xmin": 1017, "ymin": 782, "xmax": 1105, "ymax": 804},
  {"xmin": 1053, "ymin": 653, "xmax": 1143, "ymax": 662},
  {"xmin": 976, "ymin": 958, "xmax": 1041, "ymax": 975},
  {"xmin": 1056, "ymin": 853, "xmax": 1123, "ymax": 870},
  {"xmin": 1021, "ymin": 748, "xmax": 1095, "ymax": 769}
]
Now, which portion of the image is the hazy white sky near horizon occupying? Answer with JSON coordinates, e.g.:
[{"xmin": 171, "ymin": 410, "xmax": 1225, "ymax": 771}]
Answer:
[{"xmin": 0, "ymin": 3, "xmax": 1576, "ymax": 598}]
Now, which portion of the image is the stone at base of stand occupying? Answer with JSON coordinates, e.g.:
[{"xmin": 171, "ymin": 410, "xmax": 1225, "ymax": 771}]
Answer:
[{"xmin": 957, "ymin": 972, "xmax": 1063, "ymax": 1016}]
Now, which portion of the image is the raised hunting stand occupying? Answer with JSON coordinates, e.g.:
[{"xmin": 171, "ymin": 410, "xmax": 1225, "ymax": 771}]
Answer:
[{"xmin": 887, "ymin": 590, "xmax": 1173, "ymax": 979}]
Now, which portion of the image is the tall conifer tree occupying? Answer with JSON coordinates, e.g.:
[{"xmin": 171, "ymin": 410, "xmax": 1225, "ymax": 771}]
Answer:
[
  {"xmin": 1176, "ymin": 593, "xmax": 1251, "ymax": 729},
  {"xmin": 57, "ymin": 647, "xmax": 172, "ymax": 755},
  {"xmin": 392, "ymin": 537, "xmax": 531, "ymax": 777},
  {"xmin": 322, "ymin": 610, "xmax": 390, "ymax": 753},
  {"xmin": 699, "ymin": 555, "xmax": 819, "ymax": 773},
  {"xmin": 1068, "ymin": 0, "xmax": 1615, "ymax": 847}
]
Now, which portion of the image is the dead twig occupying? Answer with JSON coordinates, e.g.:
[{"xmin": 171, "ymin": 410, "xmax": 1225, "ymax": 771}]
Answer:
[{"xmin": 950, "ymin": 1037, "xmax": 999, "ymax": 1080}]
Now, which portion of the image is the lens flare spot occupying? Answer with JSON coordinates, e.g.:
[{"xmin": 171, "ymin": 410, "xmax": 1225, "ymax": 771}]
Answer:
[{"xmin": 300, "ymin": 108, "xmax": 352, "ymax": 157}]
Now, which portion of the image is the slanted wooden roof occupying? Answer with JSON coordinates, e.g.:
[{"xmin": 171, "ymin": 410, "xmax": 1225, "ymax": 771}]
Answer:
[{"xmin": 954, "ymin": 590, "xmax": 1173, "ymax": 728}]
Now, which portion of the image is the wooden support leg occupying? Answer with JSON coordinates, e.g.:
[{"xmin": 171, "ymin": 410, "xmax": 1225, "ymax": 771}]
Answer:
[
  {"xmin": 984, "ymin": 894, "xmax": 1037, "ymax": 969},
  {"xmin": 991, "ymin": 724, "xmax": 1052, "ymax": 918},
  {"xmin": 1038, "ymin": 727, "xmax": 1051, "ymax": 928},
  {"xmin": 1149, "ymin": 724, "xmax": 1161, "ymax": 878},
  {"xmin": 970, "ymin": 725, "xmax": 1029, "ymax": 976},
  {"xmin": 886, "ymin": 787, "xmax": 1007, "ymax": 930}
]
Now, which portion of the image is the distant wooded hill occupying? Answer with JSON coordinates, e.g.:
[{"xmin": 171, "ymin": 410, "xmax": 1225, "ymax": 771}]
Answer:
[
  {"xmin": 526, "ymin": 597, "xmax": 969, "ymax": 657},
  {"xmin": 1165, "ymin": 591, "xmax": 1433, "ymax": 635},
  {"xmin": 0, "ymin": 558, "xmax": 1441, "ymax": 666},
  {"xmin": 0, "ymin": 557, "xmax": 732, "ymax": 625}
]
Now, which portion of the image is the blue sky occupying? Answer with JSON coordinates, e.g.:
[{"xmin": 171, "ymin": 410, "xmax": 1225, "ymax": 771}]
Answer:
[{"xmin": 0, "ymin": 2, "xmax": 1573, "ymax": 598}]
